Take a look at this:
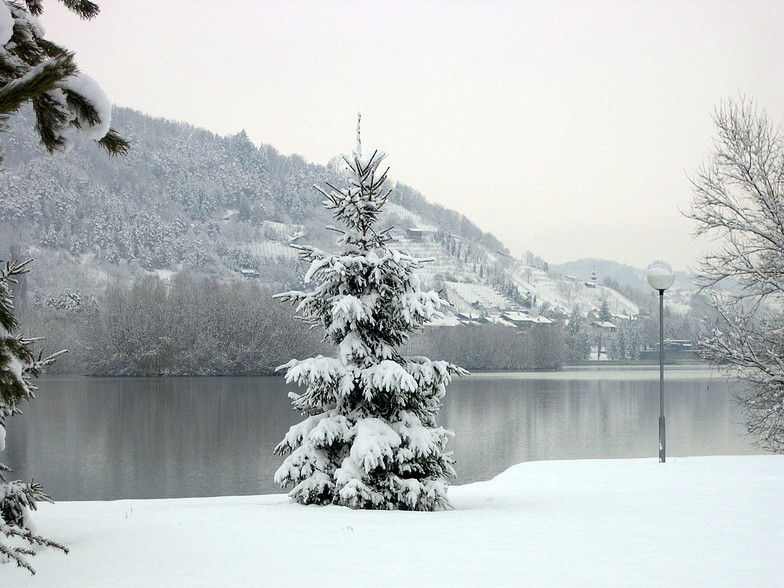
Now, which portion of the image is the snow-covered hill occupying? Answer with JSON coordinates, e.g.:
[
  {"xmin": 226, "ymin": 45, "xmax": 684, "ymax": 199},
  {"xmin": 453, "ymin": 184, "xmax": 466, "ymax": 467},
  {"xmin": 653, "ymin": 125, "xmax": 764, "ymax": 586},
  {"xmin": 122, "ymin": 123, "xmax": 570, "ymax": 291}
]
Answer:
[{"xmin": 1, "ymin": 105, "xmax": 640, "ymax": 321}]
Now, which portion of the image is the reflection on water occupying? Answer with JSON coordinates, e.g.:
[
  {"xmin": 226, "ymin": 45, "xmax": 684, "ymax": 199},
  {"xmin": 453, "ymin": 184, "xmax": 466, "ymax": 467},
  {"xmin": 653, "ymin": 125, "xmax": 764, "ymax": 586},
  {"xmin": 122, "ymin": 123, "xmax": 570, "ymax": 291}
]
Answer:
[
  {"xmin": 4, "ymin": 377, "xmax": 299, "ymax": 500},
  {"xmin": 444, "ymin": 368, "xmax": 754, "ymax": 484},
  {"xmin": 3, "ymin": 368, "xmax": 761, "ymax": 500}
]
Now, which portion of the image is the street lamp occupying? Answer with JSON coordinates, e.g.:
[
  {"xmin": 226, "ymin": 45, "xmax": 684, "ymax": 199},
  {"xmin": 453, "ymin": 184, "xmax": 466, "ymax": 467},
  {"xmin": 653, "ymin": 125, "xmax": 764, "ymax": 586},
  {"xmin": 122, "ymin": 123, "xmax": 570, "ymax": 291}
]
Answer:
[{"xmin": 647, "ymin": 258, "xmax": 675, "ymax": 463}]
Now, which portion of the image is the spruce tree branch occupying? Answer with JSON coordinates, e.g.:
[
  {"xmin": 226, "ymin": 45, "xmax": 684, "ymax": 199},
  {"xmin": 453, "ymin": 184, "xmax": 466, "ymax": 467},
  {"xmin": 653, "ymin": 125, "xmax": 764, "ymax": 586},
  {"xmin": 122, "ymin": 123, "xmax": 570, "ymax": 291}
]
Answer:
[
  {"xmin": 24, "ymin": 0, "xmax": 44, "ymax": 16},
  {"xmin": 58, "ymin": 0, "xmax": 100, "ymax": 19},
  {"xmin": 63, "ymin": 87, "xmax": 100, "ymax": 126},
  {"xmin": 98, "ymin": 128, "xmax": 130, "ymax": 155},
  {"xmin": 0, "ymin": 55, "xmax": 76, "ymax": 116},
  {"xmin": 32, "ymin": 92, "xmax": 71, "ymax": 153}
]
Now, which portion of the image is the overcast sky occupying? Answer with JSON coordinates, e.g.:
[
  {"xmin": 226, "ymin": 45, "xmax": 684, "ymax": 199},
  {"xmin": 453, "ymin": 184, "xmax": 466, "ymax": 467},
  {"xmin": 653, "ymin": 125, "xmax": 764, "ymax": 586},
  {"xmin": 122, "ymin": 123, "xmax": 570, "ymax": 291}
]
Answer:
[{"xmin": 40, "ymin": 0, "xmax": 784, "ymax": 271}]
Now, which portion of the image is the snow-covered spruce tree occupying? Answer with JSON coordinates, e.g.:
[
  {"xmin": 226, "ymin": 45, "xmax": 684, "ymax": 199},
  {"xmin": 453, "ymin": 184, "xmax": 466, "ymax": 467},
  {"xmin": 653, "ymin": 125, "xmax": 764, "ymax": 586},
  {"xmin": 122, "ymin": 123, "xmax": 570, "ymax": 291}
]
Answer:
[
  {"xmin": 274, "ymin": 119, "xmax": 466, "ymax": 510},
  {"xmin": 1, "ymin": 0, "xmax": 125, "ymax": 573},
  {"xmin": 0, "ymin": 0, "xmax": 129, "ymax": 162},
  {"xmin": 0, "ymin": 261, "xmax": 67, "ymax": 573},
  {"xmin": 686, "ymin": 97, "xmax": 784, "ymax": 453}
]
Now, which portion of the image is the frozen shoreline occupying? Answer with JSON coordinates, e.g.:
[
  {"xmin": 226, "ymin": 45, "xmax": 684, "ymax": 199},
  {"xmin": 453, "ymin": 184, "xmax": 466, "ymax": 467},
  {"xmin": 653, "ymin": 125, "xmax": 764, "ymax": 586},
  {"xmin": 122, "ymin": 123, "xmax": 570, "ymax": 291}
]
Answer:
[{"xmin": 6, "ymin": 455, "xmax": 784, "ymax": 587}]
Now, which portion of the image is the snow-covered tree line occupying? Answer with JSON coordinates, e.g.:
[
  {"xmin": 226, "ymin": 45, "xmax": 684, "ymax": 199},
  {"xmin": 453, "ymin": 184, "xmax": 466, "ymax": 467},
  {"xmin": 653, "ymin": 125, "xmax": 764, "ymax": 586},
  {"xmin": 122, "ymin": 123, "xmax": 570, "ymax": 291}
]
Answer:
[
  {"xmin": 687, "ymin": 97, "xmax": 784, "ymax": 453},
  {"xmin": 404, "ymin": 323, "xmax": 565, "ymax": 370},
  {"xmin": 274, "ymin": 122, "xmax": 466, "ymax": 510},
  {"xmin": 1, "ymin": 0, "xmax": 126, "ymax": 573},
  {"xmin": 24, "ymin": 290, "xmax": 592, "ymax": 374},
  {"xmin": 18, "ymin": 278, "xmax": 692, "ymax": 375},
  {"xmin": 78, "ymin": 275, "xmax": 328, "ymax": 375}
]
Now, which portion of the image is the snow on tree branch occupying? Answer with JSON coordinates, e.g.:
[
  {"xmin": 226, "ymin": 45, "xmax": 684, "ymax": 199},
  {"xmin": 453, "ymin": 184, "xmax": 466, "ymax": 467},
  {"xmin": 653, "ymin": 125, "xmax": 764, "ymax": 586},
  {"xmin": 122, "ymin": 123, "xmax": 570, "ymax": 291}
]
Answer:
[{"xmin": 0, "ymin": 0, "xmax": 129, "ymax": 160}]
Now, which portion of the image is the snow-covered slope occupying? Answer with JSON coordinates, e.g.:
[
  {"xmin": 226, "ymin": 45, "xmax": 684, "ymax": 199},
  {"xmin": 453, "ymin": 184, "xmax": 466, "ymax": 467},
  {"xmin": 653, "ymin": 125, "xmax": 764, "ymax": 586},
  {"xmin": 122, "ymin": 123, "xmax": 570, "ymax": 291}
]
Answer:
[
  {"xmin": 386, "ymin": 226, "xmax": 639, "ymax": 320},
  {"xmin": 0, "ymin": 105, "xmax": 641, "ymax": 320},
  {"xmin": 513, "ymin": 265, "xmax": 639, "ymax": 317}
]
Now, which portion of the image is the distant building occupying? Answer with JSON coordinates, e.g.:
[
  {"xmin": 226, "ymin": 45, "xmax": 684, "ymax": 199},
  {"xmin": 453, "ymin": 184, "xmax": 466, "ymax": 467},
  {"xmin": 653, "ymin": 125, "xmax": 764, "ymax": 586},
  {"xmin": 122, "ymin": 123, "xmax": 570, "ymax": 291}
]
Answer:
[
  {"xmin": 588, "ymin": 319, "xmax": 616, "ymax": 361},
  {"xmin": 456, "ymin": 312, "xmax": 482, "ymax": 324},
  {"xmin": 406, "ymin": 226, "xmax": 438, "ymax": 241},
  {"xmin": 239, "ymin": 268, "xmax": 260, "ymax": 279},
  {"xmin": 426, "ymin": 313, "xmax": 463, "ymax": 327},
  {"xmin": 664, "ymin": 339, "xmax": 694, "ymax": 351},
  {"xmin": 502, "ymin": 311, "xmax": 554, "ymax": 327}
]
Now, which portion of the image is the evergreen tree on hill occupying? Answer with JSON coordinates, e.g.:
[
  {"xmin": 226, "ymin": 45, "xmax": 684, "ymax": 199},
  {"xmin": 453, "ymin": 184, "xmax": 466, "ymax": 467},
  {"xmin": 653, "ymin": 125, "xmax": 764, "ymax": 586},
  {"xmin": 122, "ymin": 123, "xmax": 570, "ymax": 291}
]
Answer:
[
  {"xmin": 274, "ymin": 117, "xmax": 467, "ymax": 510},
  {"xmin": 598, "ymin": 298, "xmax": 611, "ymax": 322}
]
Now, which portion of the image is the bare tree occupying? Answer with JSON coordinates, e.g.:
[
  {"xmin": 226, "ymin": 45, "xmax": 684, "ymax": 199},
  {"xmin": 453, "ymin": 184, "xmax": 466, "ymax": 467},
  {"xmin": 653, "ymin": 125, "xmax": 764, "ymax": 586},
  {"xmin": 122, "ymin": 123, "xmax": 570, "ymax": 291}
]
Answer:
[{"xmin": 686, "ymin": 97, "xmax": 784, "ymax": 453}]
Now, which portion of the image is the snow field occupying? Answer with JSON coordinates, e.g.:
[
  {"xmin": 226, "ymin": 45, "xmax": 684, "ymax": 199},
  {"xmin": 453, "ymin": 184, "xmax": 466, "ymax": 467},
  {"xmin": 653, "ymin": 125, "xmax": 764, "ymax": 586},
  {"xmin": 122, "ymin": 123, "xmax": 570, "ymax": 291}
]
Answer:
[
  {"xmin": 396, "ymin": 240, "xmax": 453, "ymax": 277},
  {"xmin": 7, "ymin": 455, "xmax": 783, "ymax": 587}
]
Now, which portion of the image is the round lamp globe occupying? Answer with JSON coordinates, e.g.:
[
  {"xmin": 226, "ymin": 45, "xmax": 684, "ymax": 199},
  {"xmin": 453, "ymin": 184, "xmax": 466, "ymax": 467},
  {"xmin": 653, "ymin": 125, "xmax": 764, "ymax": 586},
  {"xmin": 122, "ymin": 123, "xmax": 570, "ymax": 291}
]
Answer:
[{"xmin": 647, "ymin": 258, "xmax": 675, "ymax": 291}]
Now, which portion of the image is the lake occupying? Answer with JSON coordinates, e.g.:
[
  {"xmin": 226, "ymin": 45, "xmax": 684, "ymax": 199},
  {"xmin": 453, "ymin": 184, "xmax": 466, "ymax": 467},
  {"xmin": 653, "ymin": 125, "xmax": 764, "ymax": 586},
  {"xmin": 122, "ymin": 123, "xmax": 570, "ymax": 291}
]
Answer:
[{"xmin": 2, "ymin": 365, "xmax": 762, "ymax": 501}]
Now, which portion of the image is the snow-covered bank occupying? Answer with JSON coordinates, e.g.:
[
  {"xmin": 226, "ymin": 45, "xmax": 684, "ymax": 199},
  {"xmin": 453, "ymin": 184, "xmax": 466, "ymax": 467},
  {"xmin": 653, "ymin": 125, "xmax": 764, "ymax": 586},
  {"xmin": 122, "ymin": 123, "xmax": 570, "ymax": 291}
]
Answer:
[{"xmin": 7, "ymin": 455, "xmax": 784, "ymax": 587}]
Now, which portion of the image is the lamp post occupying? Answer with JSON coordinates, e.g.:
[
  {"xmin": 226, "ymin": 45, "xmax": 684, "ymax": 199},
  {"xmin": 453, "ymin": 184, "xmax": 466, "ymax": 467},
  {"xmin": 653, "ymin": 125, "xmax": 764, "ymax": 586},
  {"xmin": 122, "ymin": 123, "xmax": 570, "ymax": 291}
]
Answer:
[{"xmin": 647, "ymin": 259, "xmax": 675, "ymax": 463}]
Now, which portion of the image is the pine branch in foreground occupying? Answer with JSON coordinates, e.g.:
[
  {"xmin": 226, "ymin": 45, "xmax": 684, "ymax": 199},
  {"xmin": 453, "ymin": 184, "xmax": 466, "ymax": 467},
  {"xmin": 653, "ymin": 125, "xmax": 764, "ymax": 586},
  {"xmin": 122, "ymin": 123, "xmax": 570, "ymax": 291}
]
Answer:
[
  {"xmin": 0, "ymin": 56, "xmax": 77, "ymax": 116},
  {"xmin": 1, "ymin": 0, "xmax": 128, "ymax": 157}
]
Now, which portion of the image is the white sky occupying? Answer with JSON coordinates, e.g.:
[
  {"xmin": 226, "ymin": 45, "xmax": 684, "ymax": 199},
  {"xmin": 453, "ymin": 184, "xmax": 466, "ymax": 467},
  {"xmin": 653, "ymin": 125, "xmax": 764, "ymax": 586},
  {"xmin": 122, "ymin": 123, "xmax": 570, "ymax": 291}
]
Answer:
[{"xmin": 39, "ymin": 0, "xmax": 784, "ymax": 271}]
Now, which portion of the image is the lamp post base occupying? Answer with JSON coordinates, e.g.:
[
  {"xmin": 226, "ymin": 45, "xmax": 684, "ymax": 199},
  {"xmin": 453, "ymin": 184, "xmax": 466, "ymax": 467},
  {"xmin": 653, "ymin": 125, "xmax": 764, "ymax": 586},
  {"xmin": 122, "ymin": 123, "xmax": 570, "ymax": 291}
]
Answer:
[{"xmin": 659, "ymin": 415, "xmax": 666, "ymax": 463}]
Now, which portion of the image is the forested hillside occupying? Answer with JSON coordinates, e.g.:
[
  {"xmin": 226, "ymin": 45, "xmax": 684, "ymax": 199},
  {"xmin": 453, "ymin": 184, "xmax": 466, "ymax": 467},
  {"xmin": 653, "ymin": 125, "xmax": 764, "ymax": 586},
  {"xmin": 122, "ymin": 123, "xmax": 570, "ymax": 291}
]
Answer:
[{"xmin": 0, "ymin": 106, "xmax": 507, "ymax": 299}]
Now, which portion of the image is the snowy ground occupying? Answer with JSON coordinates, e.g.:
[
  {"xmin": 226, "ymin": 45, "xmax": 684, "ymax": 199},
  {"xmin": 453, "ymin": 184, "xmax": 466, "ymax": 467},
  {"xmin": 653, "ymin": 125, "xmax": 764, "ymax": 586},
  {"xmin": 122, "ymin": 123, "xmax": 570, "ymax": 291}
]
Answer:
[{"xmin": 7, "ymin": 455, "xmax": 783, "ymax": 587}]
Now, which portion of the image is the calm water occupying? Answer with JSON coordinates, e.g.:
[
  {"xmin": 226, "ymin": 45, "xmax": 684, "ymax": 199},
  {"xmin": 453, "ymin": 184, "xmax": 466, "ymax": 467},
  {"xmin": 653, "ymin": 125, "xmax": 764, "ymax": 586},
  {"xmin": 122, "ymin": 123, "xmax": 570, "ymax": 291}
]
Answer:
[{"xmin": 3, "ymin": 365, "xmax": 761, "ymax": 501}]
